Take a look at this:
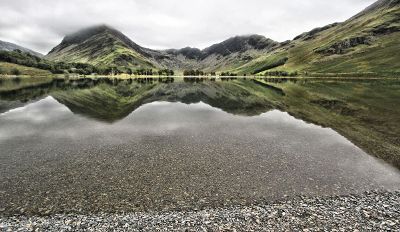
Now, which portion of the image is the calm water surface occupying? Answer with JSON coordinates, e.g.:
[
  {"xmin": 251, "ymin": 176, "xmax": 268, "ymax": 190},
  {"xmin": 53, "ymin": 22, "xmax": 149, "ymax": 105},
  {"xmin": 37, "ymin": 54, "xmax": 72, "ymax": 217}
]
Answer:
[{"xmin": 0, "ymin": 78, "xmax": 399, "ymax": 215}]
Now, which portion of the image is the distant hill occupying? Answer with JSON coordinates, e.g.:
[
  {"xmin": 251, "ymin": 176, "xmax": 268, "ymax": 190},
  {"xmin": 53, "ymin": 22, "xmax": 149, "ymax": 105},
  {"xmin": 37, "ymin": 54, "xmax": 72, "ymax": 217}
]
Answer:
[
  {"xmin": 203, "ymin": 35, "xmax": 278, "ymax": 57},
  {"xmin": 0, "ymin": 40, "xmax": 43, "ymax": 57}
]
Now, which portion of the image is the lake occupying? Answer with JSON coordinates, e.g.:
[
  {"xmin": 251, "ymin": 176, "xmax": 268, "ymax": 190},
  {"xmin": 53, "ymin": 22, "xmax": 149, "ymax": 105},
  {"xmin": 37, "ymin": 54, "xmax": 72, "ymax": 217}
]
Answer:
[{"xmin": 1, "ymin": 77, "xmax": 400, "ymax": 215}]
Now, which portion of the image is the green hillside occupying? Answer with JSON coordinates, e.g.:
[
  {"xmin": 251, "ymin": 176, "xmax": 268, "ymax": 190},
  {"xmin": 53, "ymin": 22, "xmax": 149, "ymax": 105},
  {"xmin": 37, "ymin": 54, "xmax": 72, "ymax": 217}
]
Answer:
[
  {"xmin": 0, "ymin": 62, "xmax": 51, "ymax": 76},
  {"xmin": 234, "ymin": 0, "xmax": 400, "ymax": 76}
]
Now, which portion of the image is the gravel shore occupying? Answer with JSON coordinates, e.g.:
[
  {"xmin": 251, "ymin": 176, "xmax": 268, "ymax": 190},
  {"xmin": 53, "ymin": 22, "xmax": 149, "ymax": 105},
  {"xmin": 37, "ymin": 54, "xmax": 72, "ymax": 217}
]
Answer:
[{"xmin": 1, "ymin": 190, "xmax": 399, "ymax": 231}]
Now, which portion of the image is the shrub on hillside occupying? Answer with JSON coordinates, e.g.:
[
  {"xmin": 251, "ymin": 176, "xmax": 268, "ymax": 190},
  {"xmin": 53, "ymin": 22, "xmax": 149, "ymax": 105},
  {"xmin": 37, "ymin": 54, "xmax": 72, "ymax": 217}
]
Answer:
[
  {"xmin": 252, "ymin": 57, "xmax": 289, "ymax": 74},
  {"xmin": 11, "ymin": 68, "xmax": 21, "ymax": 75}
]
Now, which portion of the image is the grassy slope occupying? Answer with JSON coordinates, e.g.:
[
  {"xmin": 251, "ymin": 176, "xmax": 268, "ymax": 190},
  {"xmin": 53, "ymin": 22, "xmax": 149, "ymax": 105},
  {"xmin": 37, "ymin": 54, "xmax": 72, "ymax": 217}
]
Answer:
[
  {"xmin": 307, "ymin": 33, "xmax": 399, "ymax": 74},
  {"xmin": 0, "ymin": 62, "xmax": 51, "ymax": 76},
  {"xmin": 234, "ymin": 3, "xmax": 400, "ymax": 75},
  {"xmin": 197, "ymin": 49, "xmax": 277, "ymax": 73},
  {"xmin": 230, "ymin": 52, "xmax": 289, "ymax": 74}
]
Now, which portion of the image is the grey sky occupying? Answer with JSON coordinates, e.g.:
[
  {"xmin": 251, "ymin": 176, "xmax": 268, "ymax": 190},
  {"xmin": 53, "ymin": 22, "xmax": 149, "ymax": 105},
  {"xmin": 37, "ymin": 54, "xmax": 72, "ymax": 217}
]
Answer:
[{"xmin": 0, "ymin": 0, "xmax": 376, "ymax": 54}]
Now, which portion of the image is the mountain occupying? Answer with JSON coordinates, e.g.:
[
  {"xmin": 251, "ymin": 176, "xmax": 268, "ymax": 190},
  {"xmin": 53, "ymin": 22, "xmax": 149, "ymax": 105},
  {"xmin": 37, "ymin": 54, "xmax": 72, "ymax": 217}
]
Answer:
[
  {"xmin": 203, "ymin": 35, "xmax": 278, "ymax": 57},
  {"xmin": 162, "ymin": 35, "xmax": 279, "ymax": 72},
  {"xmin": 45, "ymin": 0, "xmax": 399, "ymax": 75},
  {"xmin": 46, "ymin": 25, "xmax": 279, "ymax": 72},
  {"xmin": 165, "ymin": 47, "xmax": 203, "ymax": 60},
  {"xmin": 45, "ymin": 25, "xmax": 159, "ymax": 68},
  {"xmin": 0, "ymin": 40, "xmax": 43, "ymax": 57},
  {"xmin": 233, "ymin": 0, "xmax": 400, "ymax": 75}
]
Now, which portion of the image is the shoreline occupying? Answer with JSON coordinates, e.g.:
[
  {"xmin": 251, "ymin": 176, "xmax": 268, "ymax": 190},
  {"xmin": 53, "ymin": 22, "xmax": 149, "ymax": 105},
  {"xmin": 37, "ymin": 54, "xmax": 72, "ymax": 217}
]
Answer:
[
  {"xmin": 1, "ymin": 74, "xmax": 400, "ymax": 80},
  {"xmin": 1, "ymin": 190, "xmax": 399, "ymax": 231}
]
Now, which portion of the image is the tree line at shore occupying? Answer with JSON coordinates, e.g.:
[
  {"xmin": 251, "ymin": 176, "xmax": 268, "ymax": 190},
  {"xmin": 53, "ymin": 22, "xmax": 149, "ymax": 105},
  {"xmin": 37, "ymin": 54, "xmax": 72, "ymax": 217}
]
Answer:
[{"xmin": 183, "ymin": 70, "xmax": 241, "ymax": 76}]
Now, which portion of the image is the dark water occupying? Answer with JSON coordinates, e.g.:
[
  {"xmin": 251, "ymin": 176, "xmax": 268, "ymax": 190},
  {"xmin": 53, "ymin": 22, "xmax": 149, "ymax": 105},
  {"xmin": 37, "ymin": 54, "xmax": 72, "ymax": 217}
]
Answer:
[{"xmin": 0, "ymin": 77, "xmax": 399, "ymax": 215}]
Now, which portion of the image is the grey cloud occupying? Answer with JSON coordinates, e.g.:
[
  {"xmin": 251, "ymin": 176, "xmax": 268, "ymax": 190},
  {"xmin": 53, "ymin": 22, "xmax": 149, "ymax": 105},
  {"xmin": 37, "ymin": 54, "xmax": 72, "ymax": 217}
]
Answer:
[{"xmin": 0, "ymin": 0, "xmax": 376, "ymax": 54}]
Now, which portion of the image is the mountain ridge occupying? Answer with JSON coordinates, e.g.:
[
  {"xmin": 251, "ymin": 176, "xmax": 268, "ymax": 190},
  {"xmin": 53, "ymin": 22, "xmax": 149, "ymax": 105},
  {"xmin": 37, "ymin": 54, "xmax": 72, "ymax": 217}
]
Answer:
[
  {"xmin": 0, "ymin": 40, "xmax": 43, "ymax": 57},
  {"xmin": 351, "ymin": 0, "xmax": 400, "ymax": 19}
]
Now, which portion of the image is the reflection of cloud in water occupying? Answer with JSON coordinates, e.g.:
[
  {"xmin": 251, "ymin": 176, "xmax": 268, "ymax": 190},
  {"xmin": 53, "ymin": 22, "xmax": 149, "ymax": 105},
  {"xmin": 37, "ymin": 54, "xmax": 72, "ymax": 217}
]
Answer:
[
  {"xmin": 0, "ymin": 97, "xmax": 73, "ymax": 140},
  {"xmin": 1, "ymin": 96, "xmax": 70, "ymax": 120}
]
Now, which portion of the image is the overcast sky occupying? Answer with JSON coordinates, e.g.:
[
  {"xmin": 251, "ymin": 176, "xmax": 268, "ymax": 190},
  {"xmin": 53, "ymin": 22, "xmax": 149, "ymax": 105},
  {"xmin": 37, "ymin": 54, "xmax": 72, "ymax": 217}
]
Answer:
[{"xmin": 0, "ymin": 0, "xmax": 376, "ymax": 54}]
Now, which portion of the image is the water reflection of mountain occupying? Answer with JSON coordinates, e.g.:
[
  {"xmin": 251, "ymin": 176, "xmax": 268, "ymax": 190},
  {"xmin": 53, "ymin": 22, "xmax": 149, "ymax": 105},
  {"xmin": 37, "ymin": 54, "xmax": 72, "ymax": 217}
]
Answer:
[
  {"xmin": 0, "ymin": 78, "xmax": 285, "ymax": 121},
  {"xmin": 52, "ymin": 79, "xmax": 285, "ymax": 122}
]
